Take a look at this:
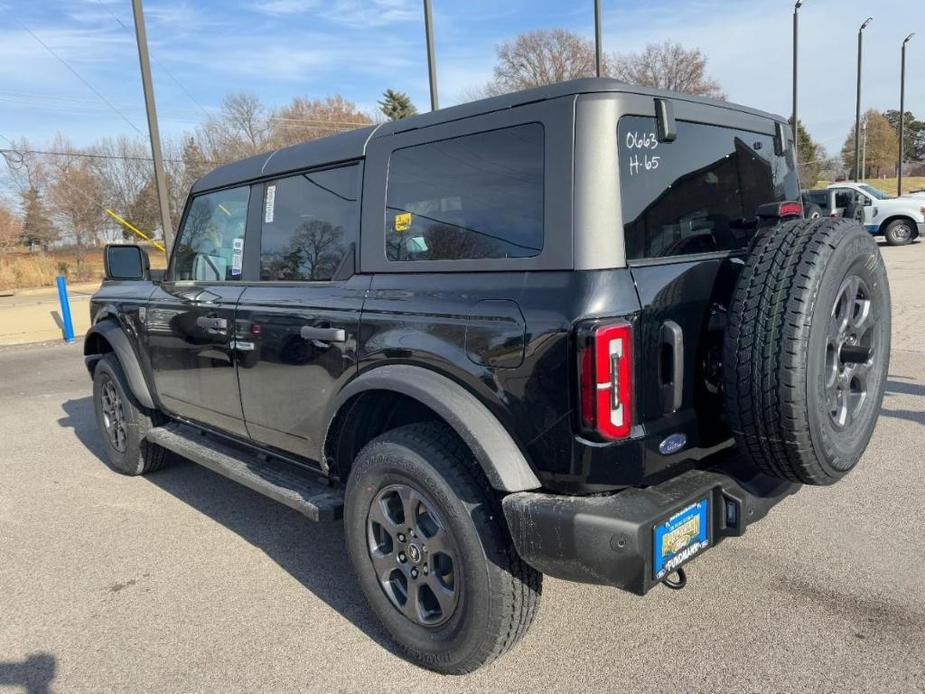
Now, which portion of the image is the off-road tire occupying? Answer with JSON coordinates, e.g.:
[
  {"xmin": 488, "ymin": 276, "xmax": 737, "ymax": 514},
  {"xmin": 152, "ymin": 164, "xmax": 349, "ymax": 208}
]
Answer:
[
  {"xmin": 344, "ymin": 422, "xmax": 541, "ymax": 674},
  {"xmin": 92, "ymin": 353, "xmax": 167, "ymax": 475},
  {"xmin": 883, "ymin": 218, "xmax": 915, "ymax": 246},
  {"xmin": 804, "ymin": 203, "xmax": 824, "ymax": 221},
  {"xmin": 724, "ymin": 217, "xmax": 890, "ymax": 485}
]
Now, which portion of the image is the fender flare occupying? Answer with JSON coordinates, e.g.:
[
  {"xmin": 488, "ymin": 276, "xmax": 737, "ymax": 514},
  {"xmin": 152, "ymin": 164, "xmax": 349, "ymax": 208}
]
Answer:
[
  {"xmin": 326, "ymin": 365, "xmax": 541, "ymax": 493},
  {"xmin": 84, "ymin": 320, "xmax": 156, "ymax": 410}
]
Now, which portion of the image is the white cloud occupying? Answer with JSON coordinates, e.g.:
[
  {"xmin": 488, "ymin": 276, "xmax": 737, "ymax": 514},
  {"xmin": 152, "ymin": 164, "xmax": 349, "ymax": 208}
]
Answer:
[
  {"xmin": 604, "ymin": 0, "xmax": 925, "ymax": 155},
  {"xmin": 0, "ymin": 25, "xmax": 133, "ymax": 88},
  {"xmin": 251, "ymin": 0, "xmax": 420, "ymax": 28}
]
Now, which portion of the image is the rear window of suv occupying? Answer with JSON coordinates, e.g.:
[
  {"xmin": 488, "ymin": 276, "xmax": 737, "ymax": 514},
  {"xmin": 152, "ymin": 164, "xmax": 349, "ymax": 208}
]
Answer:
[
  {"xmin": 618, "ymin": 116, "xmax": 800, "ymax": 260},
  {"xmin": 385, "ymin": 123, "xmax": 544, "ymax": 261}
]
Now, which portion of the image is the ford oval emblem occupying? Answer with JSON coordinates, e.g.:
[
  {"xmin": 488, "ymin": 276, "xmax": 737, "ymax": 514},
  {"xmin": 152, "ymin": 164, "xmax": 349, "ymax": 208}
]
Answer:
[{"xmin": 659, "ymin": 433, "xmax": 687, "ymax": 456}]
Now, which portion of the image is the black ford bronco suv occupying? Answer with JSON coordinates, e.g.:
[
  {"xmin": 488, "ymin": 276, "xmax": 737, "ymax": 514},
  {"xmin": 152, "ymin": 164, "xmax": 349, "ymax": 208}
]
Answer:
[{"xmin": 85, "ymin": 78, "xmax": 891, "ymax": 674}]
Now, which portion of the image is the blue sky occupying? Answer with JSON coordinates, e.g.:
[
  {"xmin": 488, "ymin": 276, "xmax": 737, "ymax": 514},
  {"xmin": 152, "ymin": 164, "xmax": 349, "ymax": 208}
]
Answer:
[{"xmin": 0, "ymin": 0, "xmax": 923, "ymax": 161}]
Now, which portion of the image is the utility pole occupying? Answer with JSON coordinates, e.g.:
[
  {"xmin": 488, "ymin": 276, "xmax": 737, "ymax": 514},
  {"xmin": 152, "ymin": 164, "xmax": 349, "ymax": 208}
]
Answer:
[
  {"xmin": 131, "ymin": 0, "xmax": 173, "ymax": 253},
  {"xmin": 899, "ymin": 33, "xmax": 915, "ymax": 196},
  {"xmin": 793, "ymin": 1, "xmax": 804, "ymax": 167},
  {"xmin": 861, "ymin": 120, "xmax": 868, "ymax": 181},
  {"xmin": 594, "ymin": 0, "xmax": 603, "ymax": 77},
  {"xmin": 854, "ymin": 17, "xmax": 873, "ymax": 181},
  {"xmin": 422, "ymin": 0, "xmax": 438, "ymax": 111}
]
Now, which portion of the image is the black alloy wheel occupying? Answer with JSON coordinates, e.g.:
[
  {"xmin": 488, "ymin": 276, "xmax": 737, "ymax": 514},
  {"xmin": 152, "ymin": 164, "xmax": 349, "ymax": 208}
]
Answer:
[
  {"xmin": 99, "ymin": 375, "xmax": 128, "ymax": 453},
  {"xmin": 367, "ymin": 483, "xmax": 461, "ymax": 627}
]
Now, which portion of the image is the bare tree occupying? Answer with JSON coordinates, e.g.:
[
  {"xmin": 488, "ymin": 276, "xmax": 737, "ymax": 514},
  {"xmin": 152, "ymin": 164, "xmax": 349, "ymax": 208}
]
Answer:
[
  {"xmin": 268, "ymin": 95, "xmax": 373, "ymax": 148},
  {"xmin": 45, "ymin": 136, "xmax": 106, "ymax": 277},
  {"xmin": 611, "ymin": 42, "xmax": 725, "ymax": 99},
  {"xmin": 0, "ymin": 91, "xmax": 377, "ymax": 261},
  {"xmin": 190, "ymin": 93, "xmax": 371, "ymax": 164},
  {"xmin": 841, "ymin": 110, "xmax": 900, "ymax": 179},
  {"xmin": 88, "ymin": 136, "xmax": 159, "ymax": 240},
  {"xmin": 196, "ymin": 92, "xmax": 272, "ymax": 164},
  {"xmin": 4, "ymin": 142, "xmax": 58, "ymax": 251},
  {"xmin": 0, "ymin": 201, "xmax": 22, "ymax": 250},
  {"xmin": 482, "ymin": 29, "xmax": 609, "ymax": 96}
]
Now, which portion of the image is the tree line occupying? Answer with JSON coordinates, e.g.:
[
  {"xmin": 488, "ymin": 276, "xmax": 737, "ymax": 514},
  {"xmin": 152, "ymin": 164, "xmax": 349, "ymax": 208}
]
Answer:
[
  {"xmin": 1, "ymin": 94, "xmax": 377, "ymax": 274},
  {"xmin": 3, "ymin": 27, "xmax": 921, "ymax": 276}
]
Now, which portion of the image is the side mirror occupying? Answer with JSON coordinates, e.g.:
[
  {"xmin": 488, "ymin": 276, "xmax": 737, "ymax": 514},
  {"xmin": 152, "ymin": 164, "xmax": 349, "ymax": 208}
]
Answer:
[
  {"xmin": 856, "ymin": 194, "xmax": 870, "ymax": 206},
  {"xmin": 104, "ymin": 244, "xmax": 150, "ymax": 281}
]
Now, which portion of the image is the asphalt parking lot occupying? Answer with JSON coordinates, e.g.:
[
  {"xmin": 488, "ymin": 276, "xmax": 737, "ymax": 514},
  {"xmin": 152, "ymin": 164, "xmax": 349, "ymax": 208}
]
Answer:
[{"xmin": 1, "ymin": 242, "xmax": 923, "ymax": 693}]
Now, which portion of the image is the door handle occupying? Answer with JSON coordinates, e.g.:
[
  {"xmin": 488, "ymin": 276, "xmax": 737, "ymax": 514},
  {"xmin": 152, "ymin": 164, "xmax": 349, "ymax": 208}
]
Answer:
[
  {"xmin": 300, "ymin": 326, "xmax": 346, "ymax": 343},
  {"xmin": 659, "ymin": 320, "xmax": 683, "ymax": 414},
  {"xmin": 196, "ymin": 316, "xmax": 228, "ymax": 332}
]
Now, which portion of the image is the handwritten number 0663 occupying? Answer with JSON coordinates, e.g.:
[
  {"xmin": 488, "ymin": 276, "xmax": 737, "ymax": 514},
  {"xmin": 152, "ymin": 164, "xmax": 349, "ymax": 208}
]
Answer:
[{"xmin": 625, "ymin": 131, "xmax": 659, "ymax": 150}]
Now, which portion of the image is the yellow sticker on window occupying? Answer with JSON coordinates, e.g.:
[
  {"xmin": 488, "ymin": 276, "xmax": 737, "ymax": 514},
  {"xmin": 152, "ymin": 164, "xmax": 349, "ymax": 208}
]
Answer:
[{"xmin": 394, "ymin": 212, "xmax": 412, "ymax": 233}]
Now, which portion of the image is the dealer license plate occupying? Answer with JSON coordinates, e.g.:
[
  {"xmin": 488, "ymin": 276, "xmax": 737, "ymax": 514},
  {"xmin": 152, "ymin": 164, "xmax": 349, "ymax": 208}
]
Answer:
[{"xmin": 653, "ymin": 498, "xmax": 711, "ymax": 580}]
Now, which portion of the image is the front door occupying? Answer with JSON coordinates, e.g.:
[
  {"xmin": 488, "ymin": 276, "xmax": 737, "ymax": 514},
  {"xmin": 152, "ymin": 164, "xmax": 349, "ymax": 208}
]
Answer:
[
  {"xmin": 235, "ymin": 164, "xmax": 368, "ymax": 463},
  {"xmin": 146, "ymin": 184, "xmax": 252, "ymax": 436}
]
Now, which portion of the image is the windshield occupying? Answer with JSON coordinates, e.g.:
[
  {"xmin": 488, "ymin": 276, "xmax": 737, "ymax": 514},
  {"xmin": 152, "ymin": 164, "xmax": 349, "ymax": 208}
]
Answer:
[{"xmin": 858, "ymin": 184, "xmax": 891, "ymax": 200}]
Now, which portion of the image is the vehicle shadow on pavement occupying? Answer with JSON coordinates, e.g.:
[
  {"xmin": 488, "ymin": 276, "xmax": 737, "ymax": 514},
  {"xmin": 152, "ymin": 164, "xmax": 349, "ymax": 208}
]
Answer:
[
  {"xmin": 0, "ymin": 652, "xmax": 56, "ymax": 694},
  {"xmin": 58, "ymin": 397, "xmax": 403, "ymax": 660},
  {"xmin": 881, "ymin": 378, "xmax": 925, "ymax": 426}
]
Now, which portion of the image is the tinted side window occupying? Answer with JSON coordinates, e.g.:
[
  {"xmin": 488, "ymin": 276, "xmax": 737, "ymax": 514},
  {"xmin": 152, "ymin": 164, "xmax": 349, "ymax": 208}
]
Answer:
[
  {"xmin": 260, "ymin": 165, "xmax": 359, "ymax": 281},
  {"xmin": 834, "ymin": 190, "xmax": 855, "ymax": 208},
  {"xmin": 385, "ymin": 124, "xmax": 544, "ymax": 261},
  {"xmin": 618, "ymin": 116, "xmax": 800, "ymax": 260},
  {"xmin": 173, "ymin": 186, "xmax": 250, "ymax": 281},
  {"xmin": 809, "ymin": 191, "xmax": 830, "ymax": 209}
]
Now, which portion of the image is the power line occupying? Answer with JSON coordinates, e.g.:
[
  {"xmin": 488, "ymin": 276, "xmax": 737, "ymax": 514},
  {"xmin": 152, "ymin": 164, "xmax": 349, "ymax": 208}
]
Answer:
[
  {"xmin": 19, "ymin": 23, "xmax": 145, "ymax": 136},
  {"xmin": 0, "ymin": 92, "xmax": 373, "ymax": 131},
  {"xmin": 0, "ymin": 147, "xmax": 205, "ymax": 165},
  {"xmin": 94, "ymin": 0, "xmax": 212, "ymax": 121}
]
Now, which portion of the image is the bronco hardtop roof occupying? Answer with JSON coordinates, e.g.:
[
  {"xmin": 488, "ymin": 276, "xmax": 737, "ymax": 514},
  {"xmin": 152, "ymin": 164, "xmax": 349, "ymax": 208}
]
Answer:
[{"xmin": 191, "ymin": 77, "xmax": 786, "ymax": 194}]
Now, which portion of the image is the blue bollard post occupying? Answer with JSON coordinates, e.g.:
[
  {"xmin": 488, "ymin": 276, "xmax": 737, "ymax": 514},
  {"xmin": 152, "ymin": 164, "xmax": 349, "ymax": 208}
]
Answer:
[{"xmin": 56, "ymin": 275, "xmax": 75, "ymax": 344}]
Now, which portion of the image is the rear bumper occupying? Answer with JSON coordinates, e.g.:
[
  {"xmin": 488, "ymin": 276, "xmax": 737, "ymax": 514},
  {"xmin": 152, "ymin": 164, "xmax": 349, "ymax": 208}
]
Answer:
[
  {"xmin": 502, "ymin": 464, "xmax": 798, "ymax": 595},
  {"xmin": 917, "ymin": 222, "xmax": 925, "ymax": 237}
]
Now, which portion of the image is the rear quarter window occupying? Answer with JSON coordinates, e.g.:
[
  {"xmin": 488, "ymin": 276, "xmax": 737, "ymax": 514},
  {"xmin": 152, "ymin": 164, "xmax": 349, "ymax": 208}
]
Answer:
[
  {"xmin": 385, "ymin": 123, "xmax": 544, "ymax": 261},
  {"xmin": 618, "ymin": 116, "xmax": 800, "ymax": 261}
]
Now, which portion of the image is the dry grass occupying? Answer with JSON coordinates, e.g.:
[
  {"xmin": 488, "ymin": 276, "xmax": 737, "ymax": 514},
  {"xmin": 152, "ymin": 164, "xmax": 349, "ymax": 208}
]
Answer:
[
  {"xmin": 0, "ymin": 246, "xmax": 167, "ymax": 291},
  {"xmin": 814, "ymin": 177, "xmax": 925, "ymax": 195}
]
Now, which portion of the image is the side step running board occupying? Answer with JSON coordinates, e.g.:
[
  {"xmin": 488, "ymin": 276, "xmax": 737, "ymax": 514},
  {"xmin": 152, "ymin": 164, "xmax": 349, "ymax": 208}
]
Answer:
[{"xmin": 146, "ymin": 424, "xmax": 343, "ymax": 521}]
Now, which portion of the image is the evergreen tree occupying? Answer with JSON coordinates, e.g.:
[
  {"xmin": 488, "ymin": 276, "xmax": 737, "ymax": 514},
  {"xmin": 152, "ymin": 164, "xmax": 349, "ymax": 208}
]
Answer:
[
  {"xmin": 20, "ymin": 186, "xmax": 56, "ymax": 250},
  {"xmin": 790, "ymin": 118, "xmax": 824, "ymax": 187},
  {"xmin": 379, "ymin": 89, "xmax": 417, "ymax": 121},
  {"xmin": 883, "ymin": 110, "xmax": 925, "ymax": 162}
]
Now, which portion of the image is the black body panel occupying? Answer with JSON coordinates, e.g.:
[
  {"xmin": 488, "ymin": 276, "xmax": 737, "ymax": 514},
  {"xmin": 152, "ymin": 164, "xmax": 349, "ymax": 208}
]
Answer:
[
  {"xmin": 235, "ymin": 275, "xmax": 371, "ymax": 462},
  {"xmin": 146, "ymin": 283, "xmax": 247, "ymax": 436}
]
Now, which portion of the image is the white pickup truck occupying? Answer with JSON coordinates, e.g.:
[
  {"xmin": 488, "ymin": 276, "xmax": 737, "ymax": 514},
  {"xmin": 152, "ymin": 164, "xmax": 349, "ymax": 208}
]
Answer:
[{"xmin": 802, "ymin": 182, "xmax": 925, "ymax": 245}]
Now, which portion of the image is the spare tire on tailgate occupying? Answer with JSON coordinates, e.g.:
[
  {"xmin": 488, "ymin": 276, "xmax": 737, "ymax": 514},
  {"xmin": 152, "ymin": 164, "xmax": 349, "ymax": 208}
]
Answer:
[{"xmin": 724, "ymin": 217, "xmax": 891, "ymax": 485}]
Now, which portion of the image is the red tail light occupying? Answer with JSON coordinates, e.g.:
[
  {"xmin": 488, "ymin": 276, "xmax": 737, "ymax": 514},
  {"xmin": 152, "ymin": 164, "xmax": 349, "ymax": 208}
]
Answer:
[
  {"xmin": 780, "ymin": 202, "xmax": 803, "ymax": 217},
  {"xmin": 577, "ymin": 321, "xmax": 633, "ymax": 440}
]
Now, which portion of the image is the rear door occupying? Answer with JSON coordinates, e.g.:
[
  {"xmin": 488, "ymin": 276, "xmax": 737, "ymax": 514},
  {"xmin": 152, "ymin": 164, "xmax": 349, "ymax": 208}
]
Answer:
[
  {"xmin": 146, "ymin": 185, "xmax": 252, "ymax": 436},
  {"xmin": 832, "ymin": 187, "xmax": 856, "ymax": 218},
  {"xmin": 616, "ymin": 111, "xmax": 800, "ymax": 452},
  {"xmin": 235, "ymin": 163, "xmax": 369, "ymax": 463}
]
